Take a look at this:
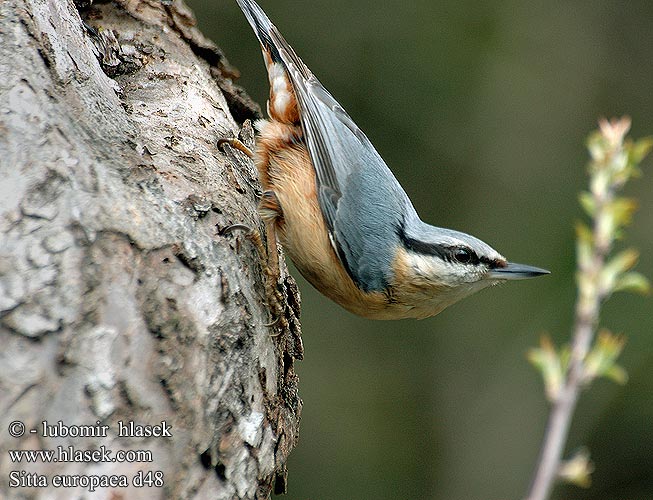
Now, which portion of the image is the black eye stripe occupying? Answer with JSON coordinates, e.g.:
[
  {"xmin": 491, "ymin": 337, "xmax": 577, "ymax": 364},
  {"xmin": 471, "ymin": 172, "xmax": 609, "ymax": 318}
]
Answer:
[
  {"xmin": 397, "ymin": 224, "xmax": 502, "ymax": 267},
  {"xmin": 398, "ymin": 226, "xmax": 501, "ymax": 267}
]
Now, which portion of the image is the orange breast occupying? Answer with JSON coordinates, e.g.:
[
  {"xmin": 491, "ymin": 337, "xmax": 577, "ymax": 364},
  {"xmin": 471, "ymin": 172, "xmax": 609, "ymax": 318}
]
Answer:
[{"xmin": 253, "ymin": 120, "xmax": 403, "ymax": 318}]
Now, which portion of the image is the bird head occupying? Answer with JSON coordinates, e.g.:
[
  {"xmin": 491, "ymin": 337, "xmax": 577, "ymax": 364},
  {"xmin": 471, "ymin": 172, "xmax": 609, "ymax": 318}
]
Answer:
[{"xmin": 394, "ymin": 220, "xmax": 549, "ymax": 317}]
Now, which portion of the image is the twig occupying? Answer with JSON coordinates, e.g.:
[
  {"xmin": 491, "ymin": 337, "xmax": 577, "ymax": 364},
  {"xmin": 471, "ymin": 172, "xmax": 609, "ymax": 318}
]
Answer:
[
  {"xmin": 524, "ymin": 117, "xmax": 650, "ymax": 500},
  {"xmin": 524, "ymin": 226, "xmax": 607, "ymax": 500}
]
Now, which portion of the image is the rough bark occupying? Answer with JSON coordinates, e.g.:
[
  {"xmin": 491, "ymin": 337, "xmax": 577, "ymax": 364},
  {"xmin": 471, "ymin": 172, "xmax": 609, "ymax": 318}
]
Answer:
[{"xmin": 0, "ymin": 1, "xmax": 302, "ymax": 499}]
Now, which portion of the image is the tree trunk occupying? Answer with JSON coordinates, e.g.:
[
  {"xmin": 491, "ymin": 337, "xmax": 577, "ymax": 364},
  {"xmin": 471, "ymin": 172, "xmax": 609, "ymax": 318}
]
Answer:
[{"xmin": 0, "ymin": 1, "xmax": 302, "ymax": 499}]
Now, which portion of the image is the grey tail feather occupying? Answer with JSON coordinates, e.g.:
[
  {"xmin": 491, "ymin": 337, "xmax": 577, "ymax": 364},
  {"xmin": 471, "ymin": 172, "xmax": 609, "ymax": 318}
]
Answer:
[{"xmin": 235, "ymin": 0, "xmax": 283, "ymax": 63}]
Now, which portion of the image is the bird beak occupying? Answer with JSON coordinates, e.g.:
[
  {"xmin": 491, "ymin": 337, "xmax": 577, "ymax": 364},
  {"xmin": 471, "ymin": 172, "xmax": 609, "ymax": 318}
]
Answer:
[{"xmin": 489, "ymin": 262, "xmax": 550, "ymax": 280}]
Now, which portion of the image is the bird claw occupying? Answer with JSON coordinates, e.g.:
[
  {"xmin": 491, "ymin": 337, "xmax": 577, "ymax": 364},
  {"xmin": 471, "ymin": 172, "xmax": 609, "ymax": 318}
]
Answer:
[
  {"xmin": 263, "ymin": 316, "xmax": 280, "ymax": 327},
  {"xmin": 218, "ymin": 137, "xmax": 254, "ymax": 159},
  {"xmin": 219, "ymin": 223, "xmax": 254, "ymax": 236}
]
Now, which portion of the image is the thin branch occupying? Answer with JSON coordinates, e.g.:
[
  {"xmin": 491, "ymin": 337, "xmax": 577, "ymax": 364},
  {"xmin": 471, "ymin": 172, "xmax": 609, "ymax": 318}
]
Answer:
[
  {"xmin": 524, "ymin": 117, "xmax": 649, "ymax": 500},
  {"xmin": 524, "ymin": 245, "xmax": 607, "ymax": 500}
]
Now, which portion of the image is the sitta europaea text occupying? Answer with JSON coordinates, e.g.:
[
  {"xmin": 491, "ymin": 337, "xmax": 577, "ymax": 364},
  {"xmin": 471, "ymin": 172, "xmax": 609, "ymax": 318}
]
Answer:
[{"xmin": 232, "ymin": 0, "xmax": 549, "ymax": 320}]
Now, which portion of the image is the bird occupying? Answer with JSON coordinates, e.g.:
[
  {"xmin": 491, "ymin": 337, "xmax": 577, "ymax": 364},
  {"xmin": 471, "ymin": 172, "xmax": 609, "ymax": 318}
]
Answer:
[{"xmin": 227, "ymin": 0, "xmax": 549, "ymax": 320}]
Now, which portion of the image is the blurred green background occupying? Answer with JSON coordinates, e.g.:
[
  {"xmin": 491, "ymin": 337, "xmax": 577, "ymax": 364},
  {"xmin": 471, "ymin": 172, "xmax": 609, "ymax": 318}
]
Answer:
[{"xmin": 188, "ymin": 1, "xmax": 653, "ymax": 498}]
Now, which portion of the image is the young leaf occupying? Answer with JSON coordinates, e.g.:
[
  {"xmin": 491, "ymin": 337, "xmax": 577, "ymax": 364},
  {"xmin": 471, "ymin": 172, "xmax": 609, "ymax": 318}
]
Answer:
[
  {"xmin": 614, "ymin": 272, "xmax": 651, "ymax": 295},
  {"xmin": 583, "ymin": 330, "xmax": 628, "ymax": 385},
  {"xmin": 558, "ymin": 448, "xmax": 594, "ymax": 488},
  {"xmin": 528, "ymin": 336, "xmax": 566, "ymax": 402}
]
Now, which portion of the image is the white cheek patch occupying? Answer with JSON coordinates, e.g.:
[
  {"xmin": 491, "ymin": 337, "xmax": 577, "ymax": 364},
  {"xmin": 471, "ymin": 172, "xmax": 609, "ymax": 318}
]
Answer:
[
  {"xmin": 409, "ymin": 253, "xmax": 455, "ymax": 282},
  {"xmin": 407, "ymin": 252, "xmax": 486, "ymax": 285}
]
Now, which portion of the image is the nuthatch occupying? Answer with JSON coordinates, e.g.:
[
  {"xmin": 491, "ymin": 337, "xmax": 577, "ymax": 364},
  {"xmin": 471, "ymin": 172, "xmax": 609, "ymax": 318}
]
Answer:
[{"xmin": 231, "ymin": 0, "xmax": 549, "ymax": 320}]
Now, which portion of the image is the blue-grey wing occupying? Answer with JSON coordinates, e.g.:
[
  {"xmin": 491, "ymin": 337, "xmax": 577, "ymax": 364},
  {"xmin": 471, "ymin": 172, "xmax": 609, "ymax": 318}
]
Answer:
[{"xmin": 287, "ymin": 72, "xmax": 416, "ymax": 291}]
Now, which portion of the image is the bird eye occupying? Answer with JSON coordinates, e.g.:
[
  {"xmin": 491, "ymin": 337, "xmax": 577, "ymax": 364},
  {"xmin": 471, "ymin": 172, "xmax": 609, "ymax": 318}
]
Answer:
[{"xmin": 454, "ymin": 248, "xmax": 473, "ymax": 264}]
